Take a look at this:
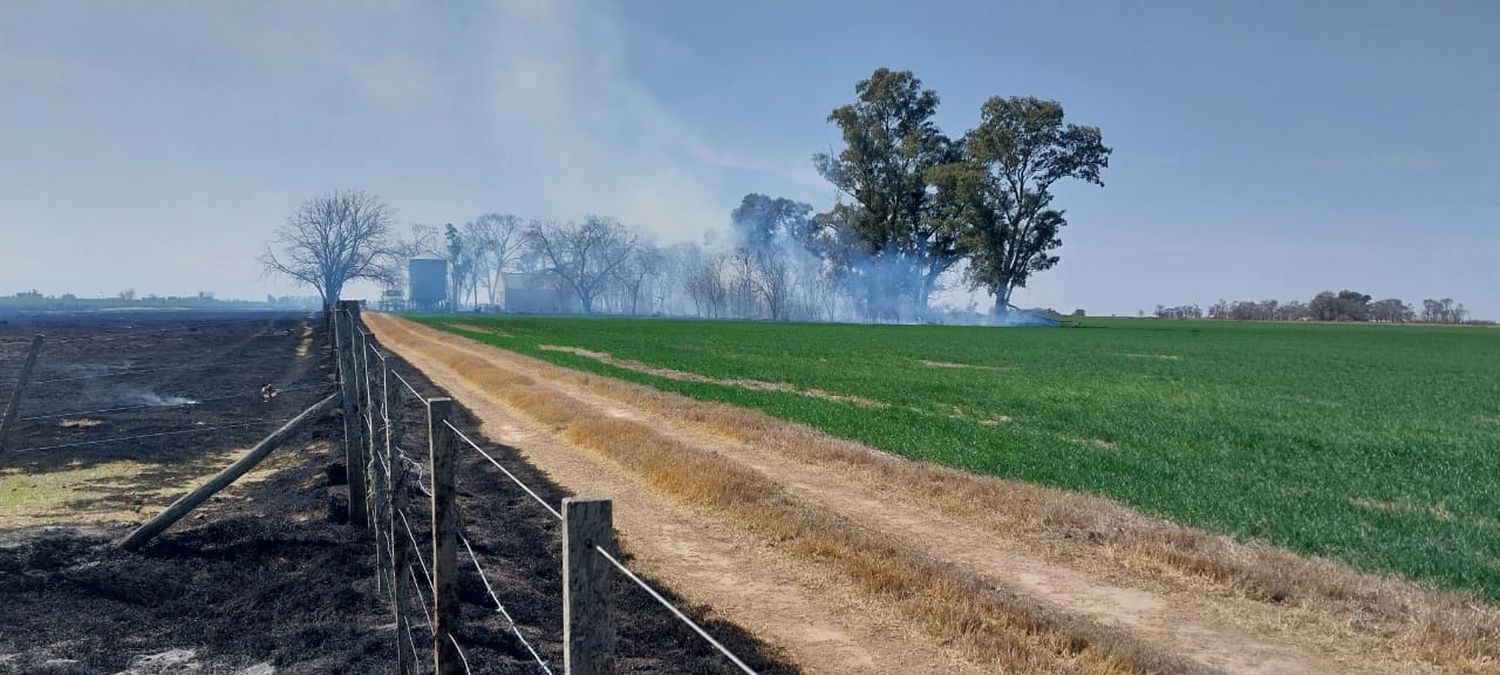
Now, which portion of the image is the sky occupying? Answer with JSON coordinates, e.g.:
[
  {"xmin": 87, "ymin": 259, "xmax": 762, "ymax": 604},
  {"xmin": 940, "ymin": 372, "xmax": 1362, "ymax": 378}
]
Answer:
[{"xmin": 1, "ymin": 0, "xmax": 1496, "ymax": 317}]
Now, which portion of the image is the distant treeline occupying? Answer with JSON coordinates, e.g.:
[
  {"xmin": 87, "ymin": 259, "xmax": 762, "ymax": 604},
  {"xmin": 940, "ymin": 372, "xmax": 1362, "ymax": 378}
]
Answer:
[
  {"xmin": 0, "ymin": 290, "xmax": 318, "ymax": 311},
  {"xmin": 1153, "ymin": 292, "xmax": 1479, "ymax": 324}
]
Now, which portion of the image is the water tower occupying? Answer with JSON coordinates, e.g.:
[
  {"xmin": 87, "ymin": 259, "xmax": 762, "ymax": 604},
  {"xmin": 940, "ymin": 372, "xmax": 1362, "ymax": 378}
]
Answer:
[{"xmin": 408, "ymin": 257, "xmax": 448, "ymax": 311}]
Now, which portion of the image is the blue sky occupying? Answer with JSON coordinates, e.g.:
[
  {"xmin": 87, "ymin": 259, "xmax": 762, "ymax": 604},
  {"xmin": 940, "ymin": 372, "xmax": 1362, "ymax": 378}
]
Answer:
[{"xmin": 1, "ymin": 0, "xmax": 1495, "ymax": 317}]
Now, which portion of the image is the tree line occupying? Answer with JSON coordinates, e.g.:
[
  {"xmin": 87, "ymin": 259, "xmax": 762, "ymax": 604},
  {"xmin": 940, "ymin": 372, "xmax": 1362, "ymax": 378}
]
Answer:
[
  {"xmin": 1154, "ymin": 292, "xmax": 1473, "ymax": 324},
  {"xmin": 263, "ymin": 68, "xmax": 1110, "ymax": 322}
]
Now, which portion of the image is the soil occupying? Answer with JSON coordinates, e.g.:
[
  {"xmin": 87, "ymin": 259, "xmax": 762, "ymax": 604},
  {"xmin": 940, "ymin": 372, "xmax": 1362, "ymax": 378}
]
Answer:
[
  {"xmin": 0, "ymin": 310, "xmax": 794, "ymax": 674},
  {"xmin": 366, "ymin": 313, "xmax": 1459, "ymax": 675}
]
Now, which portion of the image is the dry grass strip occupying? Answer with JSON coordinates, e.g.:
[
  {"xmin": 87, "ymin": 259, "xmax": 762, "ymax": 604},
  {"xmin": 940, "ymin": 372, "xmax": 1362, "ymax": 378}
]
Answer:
[
  {"xmin": 537, "ymin": 344, "xmax": 889, "ymax": 408},
  {"xmin": 372, "ymin": 315, "xmax": 1500, "ymax": 672},
  {"xmin": 445, "ymin": 322, "xmax": 515, "ymax": 337},
  {"xmin": 371, "ymin": 315, "xmax": 1201, "ymax": 674}
]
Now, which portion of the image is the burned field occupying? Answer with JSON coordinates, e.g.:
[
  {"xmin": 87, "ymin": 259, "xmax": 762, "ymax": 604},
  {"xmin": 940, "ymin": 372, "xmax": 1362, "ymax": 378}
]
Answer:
[{"xmin": 0, "ymin": 311, "xmax": 790, "ymax": 674}]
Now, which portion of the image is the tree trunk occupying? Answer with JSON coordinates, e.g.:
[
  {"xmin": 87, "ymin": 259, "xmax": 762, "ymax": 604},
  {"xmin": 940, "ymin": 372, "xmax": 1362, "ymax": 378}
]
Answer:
[{"xmin": 992, "ymin": 286, "xmax": 1013, "ymax": 316}]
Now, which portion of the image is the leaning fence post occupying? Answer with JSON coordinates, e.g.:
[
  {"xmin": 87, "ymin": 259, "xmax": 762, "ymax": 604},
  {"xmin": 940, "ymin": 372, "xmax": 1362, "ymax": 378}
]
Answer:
[
  {"xmin": 335, "ymin": 301, "xmax": 369, "ymax": 527},
  {"xmin": 428, "ymin": 397, "xmax": 463, "ymax": 675},
  {"xmin": 0, "ymin": 334, "xmax": 44, "ymax": 454},
  {"xmin": 564, "ymin": 498, "xmax": 615, "ymax": 675}
]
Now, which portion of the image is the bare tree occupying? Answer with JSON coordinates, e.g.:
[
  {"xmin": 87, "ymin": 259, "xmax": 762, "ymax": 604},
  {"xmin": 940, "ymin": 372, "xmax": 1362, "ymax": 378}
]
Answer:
[
  {"xmin": 613, "ymin": 244, "xmax": 664, "ymax": 316},
  {"xmin": 394, "ymin": 223, "xmax": 442, "ymax": 259},
  {"xmin": 262, "ymin": 190, "xmax": 396, "ymax": 312},
  {"xmin": 522, "ymin": 216, "xmax": 637, "ymax": 314},
  {"xmin": 1422, "ymin": 298, "xmax": 1468, "ymax": 324},
  {"xmin": 383, "ymin": 223, "xmax": 442, "ymax": 296},
  {"xmin": 751, "ymin": 247, "xmax": 794, "ymax": 320},
  {"xmin": 468, "ymin": 214, "xmax": 523, "ymax": 306},
  {"xmin": 686, "ymin": 255, "xmax": 728, "ymax": 318},
  {"xmin": 727, "ymin": 247, "xmax": 759, "ymax": 318}
]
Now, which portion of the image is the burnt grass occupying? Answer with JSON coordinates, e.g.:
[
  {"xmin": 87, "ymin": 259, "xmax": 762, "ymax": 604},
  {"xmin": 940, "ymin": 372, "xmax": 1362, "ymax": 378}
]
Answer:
[{"xmin": 0, "ymin": 310, "xmax": 794, "ymax": 674}]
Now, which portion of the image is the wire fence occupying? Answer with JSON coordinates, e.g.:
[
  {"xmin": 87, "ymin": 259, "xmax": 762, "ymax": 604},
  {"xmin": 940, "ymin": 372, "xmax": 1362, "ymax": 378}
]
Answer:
[{"xmin": 340, "ymin": 304, "xmax": 760, "ymax": 674}]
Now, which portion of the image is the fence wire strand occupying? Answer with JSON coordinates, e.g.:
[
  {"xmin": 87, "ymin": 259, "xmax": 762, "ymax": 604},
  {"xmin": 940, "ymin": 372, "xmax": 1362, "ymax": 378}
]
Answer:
[
  {"xmin": 404, "ymin": 619, "xmax": 423, "ymax": 673},
  {"xmin": 393, "ymin": 370, "xmax": 426, "ymax": 403},
  {"xmin": 409, "ymin": 565, "xmax": 435, "ymax": 631},
  {"xmin": 397, "ymin": 508, "xmax": 435, "ymax": 593},
  {"xmin": 445, "ymin": 421, "xmax": 563, "ymax": 521},
  {"xmin": 460, "ymin": 534, "xmax": 556, "ymax": 674},
  {"xmin": 448, "ymin": 633, "xmax": 474, "ymax": 675},
  {"xmin": 595, "ymin": 545, "xmax": 759, "ymax": 674}
]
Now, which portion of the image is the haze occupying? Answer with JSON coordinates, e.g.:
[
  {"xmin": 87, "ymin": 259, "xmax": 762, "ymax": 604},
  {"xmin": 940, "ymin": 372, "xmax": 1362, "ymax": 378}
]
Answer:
[{"xmin": 1, "ymin": 0, "xmax": 1495, "ymax": 317}]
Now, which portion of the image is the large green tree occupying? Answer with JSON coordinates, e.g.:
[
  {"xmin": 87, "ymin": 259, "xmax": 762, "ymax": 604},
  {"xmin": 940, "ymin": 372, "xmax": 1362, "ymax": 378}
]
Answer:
[
  {"xmin": 814, "ymin": 68, "xmax": 960, "ymax": 319},
  {"xmin": 729, "ymin": 193, "xmax": 817, "ymax": 253},
  {"xmin": 933, "ymin": 97, "xmax": 1110, "ymax": 314}
]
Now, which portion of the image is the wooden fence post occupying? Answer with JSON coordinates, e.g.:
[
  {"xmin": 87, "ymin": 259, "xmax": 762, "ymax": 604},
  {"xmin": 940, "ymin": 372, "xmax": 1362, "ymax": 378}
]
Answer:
[
  {"xmin": 335, "ymin": 301, "xmax": 369, "ymax": 527},
  {"xmin": 368, "ymin": 339, "xmax": 389, "ymax": 594},
  {"xmin": 386, "ymin": 361, "xmax": 415, "ymax": 675},
  {"xmin": 0, "ymin": 334, "xmax": 44, "ymax": 454},
  {"xmin": 428, "ymin": 397, "xmax": 463, "ymax": 675},
  {"xmin": 564, "ymin": 498, "xmax": 615, "ymax": 675}
]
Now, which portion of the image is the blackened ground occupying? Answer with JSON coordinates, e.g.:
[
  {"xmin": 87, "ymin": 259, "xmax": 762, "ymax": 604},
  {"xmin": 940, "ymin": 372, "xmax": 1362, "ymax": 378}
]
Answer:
[
  {"xmin": 0, "ymin": 311, "xmax": 796, "ymax": 674},
  {"xmin": 0, "ymin": 309, "xmax": 334, "ymax": 477},
  {"xmin": 380, "ymin": 339, "xmax": 797, "ymax": 674}
]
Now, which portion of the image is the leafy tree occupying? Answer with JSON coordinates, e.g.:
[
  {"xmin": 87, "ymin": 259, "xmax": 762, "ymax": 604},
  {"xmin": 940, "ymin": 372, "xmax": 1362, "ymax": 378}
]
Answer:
[
  {"xmin": 932, "ymin": 97, "xmax": 1110, "ymax": 314},
  {"xmin": 1309, "ymin": 290, "xmax": 1371, "ymax": 321},
  {"xmin": 814, "ymin": 68, "xmax": 960, "ymax": 318},
  {"xmin": 730, "ymin": 194, "xmax": 817, "ymax": 253}
]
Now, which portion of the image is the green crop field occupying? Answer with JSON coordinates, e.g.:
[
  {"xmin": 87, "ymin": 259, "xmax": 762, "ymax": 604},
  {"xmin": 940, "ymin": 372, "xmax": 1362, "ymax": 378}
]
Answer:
[{"xmin": 417, "ymin": 315, "xmax": 1500, "ymax": 600}]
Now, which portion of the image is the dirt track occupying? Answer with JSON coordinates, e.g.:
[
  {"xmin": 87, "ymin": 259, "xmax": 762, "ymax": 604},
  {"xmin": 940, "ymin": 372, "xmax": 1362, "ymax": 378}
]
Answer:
[{"xmin": 366, "ymin": 313, "xmax": 1485, "ymax": 674}]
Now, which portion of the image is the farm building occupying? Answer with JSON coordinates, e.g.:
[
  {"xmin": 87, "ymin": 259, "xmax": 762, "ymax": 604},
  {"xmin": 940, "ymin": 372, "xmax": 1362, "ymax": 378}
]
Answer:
[
  {"xmin": 407, "ymin": 257, "xmax": 447, "ymax": 310},
  {"xmin": 499, "ymin": 272, "xmax": 578, "ymax": 314}
]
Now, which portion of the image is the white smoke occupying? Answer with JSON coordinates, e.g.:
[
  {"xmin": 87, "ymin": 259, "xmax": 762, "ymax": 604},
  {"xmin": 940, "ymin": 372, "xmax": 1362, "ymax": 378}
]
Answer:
[
  {"xmin": 483, "ymin": 0, "xmax": 805, "ymax": 242},
  {"xmin": 123, "ymin": 390, "xmax": 199, "ymax": 407}
]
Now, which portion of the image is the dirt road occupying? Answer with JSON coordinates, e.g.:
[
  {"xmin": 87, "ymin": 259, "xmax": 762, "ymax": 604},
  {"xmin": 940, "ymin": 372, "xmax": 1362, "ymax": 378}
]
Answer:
[{"xmin": 366, "ymin": 313, "xmax": 1484, "ymax": 674}]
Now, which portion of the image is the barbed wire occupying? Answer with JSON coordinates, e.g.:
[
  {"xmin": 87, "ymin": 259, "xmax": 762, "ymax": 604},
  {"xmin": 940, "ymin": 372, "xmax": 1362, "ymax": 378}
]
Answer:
[
  {"xmin": 460, "ymin": 533, "xmax": 556, "ymax": 674},
  {"xmin": 395, "ymin": 446, "xmax": 433, "ymax": 497},
  {"xmin": 409, "ymin": 565, "xmax": 435, "ymax": 631},
  {"xmin": 446, "ymin": 421, "xmax": 562, "ymax": 521},
  {"xmin": 398, "ymin": 508, "xmax": 435, "ymax": 591}
]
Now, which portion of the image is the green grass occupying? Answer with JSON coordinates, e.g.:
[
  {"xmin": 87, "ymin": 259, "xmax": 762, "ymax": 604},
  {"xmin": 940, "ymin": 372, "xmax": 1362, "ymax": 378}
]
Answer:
[{"xmin": 415, "ymin": 315, "xmax": 1500, "ymax": 600}]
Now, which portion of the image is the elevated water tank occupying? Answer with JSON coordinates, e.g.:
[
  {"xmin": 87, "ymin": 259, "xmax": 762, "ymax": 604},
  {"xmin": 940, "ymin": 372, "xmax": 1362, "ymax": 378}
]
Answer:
[{"xmin": 408, "ymin": 257, "xmax": 448, "ymax": 310}]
